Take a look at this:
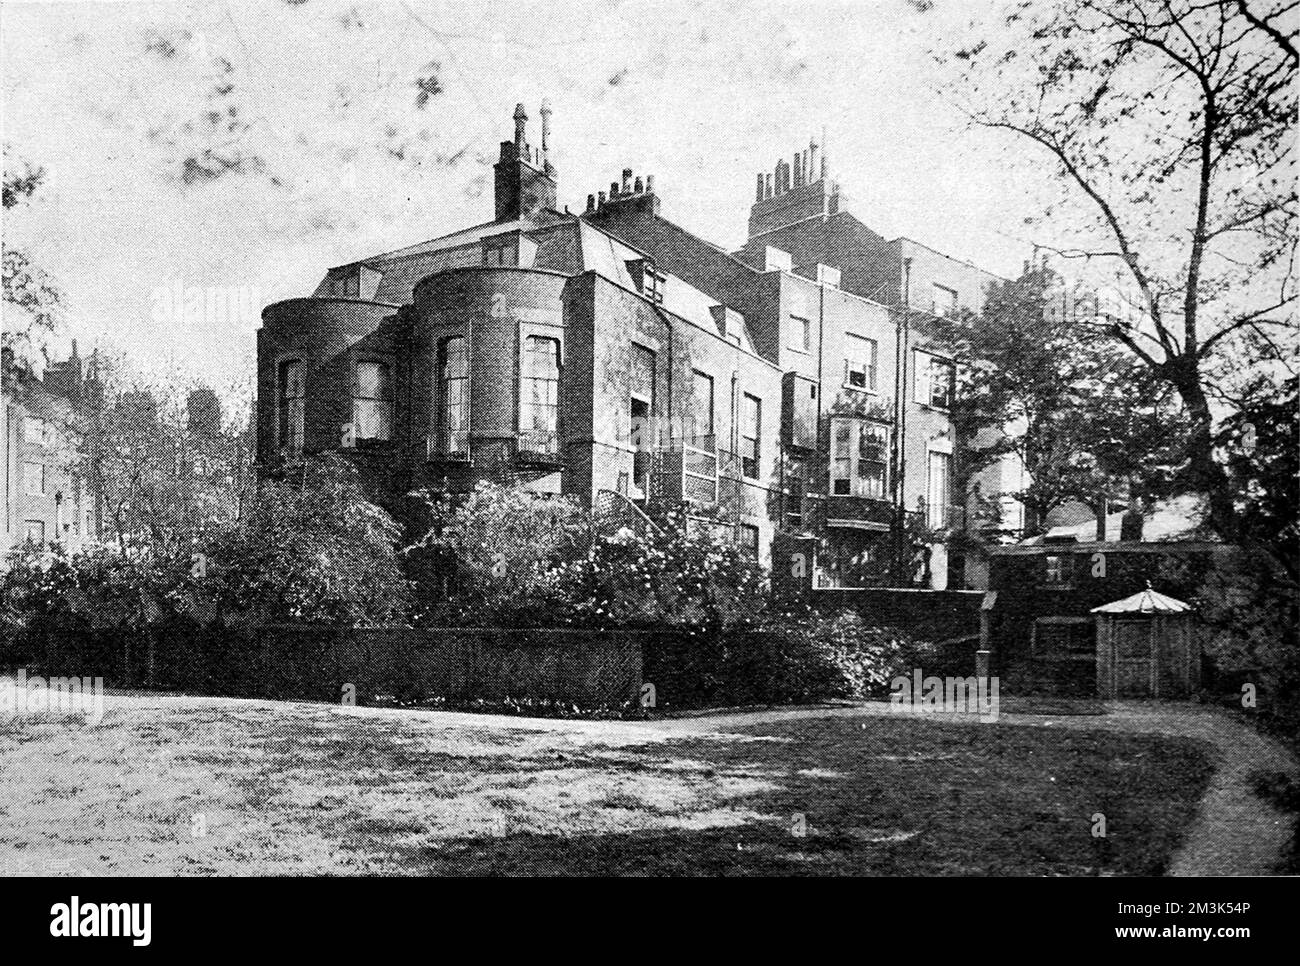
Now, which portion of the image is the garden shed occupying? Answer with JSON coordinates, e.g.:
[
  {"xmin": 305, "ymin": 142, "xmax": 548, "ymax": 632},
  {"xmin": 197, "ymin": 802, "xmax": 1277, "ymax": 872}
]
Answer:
[{"xmin": 1092, "ymin": 585, "xmax": 1199, "ymax": 699}]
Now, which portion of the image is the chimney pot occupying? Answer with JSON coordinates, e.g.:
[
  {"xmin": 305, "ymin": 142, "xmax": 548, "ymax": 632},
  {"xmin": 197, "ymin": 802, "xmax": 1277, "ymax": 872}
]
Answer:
[
  {"xmin": 610, "ymin": 181, "xmax": 619, "ymax": 197},
  {"xmin": 633, "ymin": 175, "xmax": 643, "ymax": 193},
  {"xmin": 622, "ymin": 168, "xmax": 632, "ymax": 192},
  {"xmin": 587, "ymin": 194, "xmax": 596, "ymax": 212},
  {"xmin": 645, "ymin": 174, "xmax": 654, "ymax": 193},
  {"xmin": 598, "ymin": 190, "xmax": 606, "ymax": 207}
]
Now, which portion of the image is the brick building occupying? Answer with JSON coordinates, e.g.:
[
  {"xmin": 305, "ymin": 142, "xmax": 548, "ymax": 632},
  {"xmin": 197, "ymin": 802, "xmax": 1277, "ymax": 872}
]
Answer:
[
  {"xmin": 257, "ymin": 105, "xmax": 1011, "ymax": 587},
  {"xmin": 1, "ymin": 343, "xmax": 104, "ymax": 563}
]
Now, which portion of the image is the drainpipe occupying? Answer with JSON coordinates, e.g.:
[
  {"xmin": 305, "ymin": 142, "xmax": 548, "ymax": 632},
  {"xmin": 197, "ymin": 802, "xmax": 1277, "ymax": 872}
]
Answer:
[{"xmin": 894, "ymin": 256, "xmax": 913, "ymax": 578}]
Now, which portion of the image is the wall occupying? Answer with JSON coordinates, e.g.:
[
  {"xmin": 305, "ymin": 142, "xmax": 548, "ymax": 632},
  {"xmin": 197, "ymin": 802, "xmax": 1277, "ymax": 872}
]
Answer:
[
  {"xmin": 987, "ymin": 542, "xmax": 1232, "ymax": 692},
  {"xmin": 22, "ymin": 623, "xmax": 646, "ymax": 710}
]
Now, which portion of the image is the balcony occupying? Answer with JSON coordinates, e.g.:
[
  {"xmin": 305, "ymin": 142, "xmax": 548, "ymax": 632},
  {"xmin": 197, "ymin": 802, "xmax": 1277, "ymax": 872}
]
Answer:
[
  {"xmin": 649, "ymin": 442, "xmax": 719, "ymax": 505},
  {"xmin": 516, "ymin": 430, "xmax": 563, "ymax": 467},
  {"xmin": 915, "ymin": 500, "xmax": 966, "ymax": 534},
  {"xmin": 426, "ymin": 433, "xmax": 470, "ymax": 462}
]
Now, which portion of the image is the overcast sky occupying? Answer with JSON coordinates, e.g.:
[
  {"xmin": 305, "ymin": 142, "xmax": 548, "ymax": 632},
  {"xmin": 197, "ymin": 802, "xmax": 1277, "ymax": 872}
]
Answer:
[{"xmin": 2, "ymin": 0, "xmax": 1054, "ymax": 390}]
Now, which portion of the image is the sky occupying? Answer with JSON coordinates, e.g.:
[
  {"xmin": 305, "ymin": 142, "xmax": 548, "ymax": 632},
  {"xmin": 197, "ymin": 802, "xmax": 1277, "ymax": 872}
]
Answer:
[{"xmin": 1, "ymin": 0, "xmax": 1057, "ymax": 391}]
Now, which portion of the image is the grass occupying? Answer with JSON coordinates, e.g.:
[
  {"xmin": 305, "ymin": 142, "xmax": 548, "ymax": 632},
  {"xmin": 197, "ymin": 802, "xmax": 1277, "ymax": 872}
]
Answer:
[{"xmin": 0, "ymin": 695, "xmax": 1215, "ymax": 875}]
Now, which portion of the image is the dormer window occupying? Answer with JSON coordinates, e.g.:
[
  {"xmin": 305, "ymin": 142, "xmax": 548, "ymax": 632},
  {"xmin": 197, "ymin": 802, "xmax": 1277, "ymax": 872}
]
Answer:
[
  {"xmin": 629, "ymin": 259, "xmax": 665, "ymax": 304},
  {"xmin": 329, "ymin": 270, "xmax": 360, "ymax": 298}
]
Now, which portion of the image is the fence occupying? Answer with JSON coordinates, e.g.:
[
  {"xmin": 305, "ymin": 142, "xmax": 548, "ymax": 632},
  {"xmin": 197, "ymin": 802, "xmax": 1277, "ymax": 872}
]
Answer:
[{"xmin": 7, "ymin": 623, "xmax": 648, "ymax": 709}]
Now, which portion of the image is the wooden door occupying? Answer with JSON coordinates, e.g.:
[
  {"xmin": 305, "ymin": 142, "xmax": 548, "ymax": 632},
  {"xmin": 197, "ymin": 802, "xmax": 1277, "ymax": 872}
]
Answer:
[{"xmin": 1112, "ymin": 619, "xmax": 1155, "ymax": 697}]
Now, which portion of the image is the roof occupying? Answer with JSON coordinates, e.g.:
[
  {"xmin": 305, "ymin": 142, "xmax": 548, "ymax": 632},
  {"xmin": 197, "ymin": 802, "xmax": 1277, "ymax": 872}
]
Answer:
[
  {"xmin": 1091, "ymin": 586, "xmax": 1193, "ymax": 615},
  {"xmin": 1022, "ymin": 494, "xmax": 1214, "ymax": 545}
]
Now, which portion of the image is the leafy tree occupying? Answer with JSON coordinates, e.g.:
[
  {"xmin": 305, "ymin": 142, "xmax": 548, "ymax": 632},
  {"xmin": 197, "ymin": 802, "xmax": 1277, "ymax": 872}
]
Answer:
[
  {"xmin": 933, "ymin": 0, "xmax": 1298, "ymax": 540},
  {"xmin": 83, "ymin": 363, "xmax": 253, "ymax": 556},
  {"xmin": 2, "ymin": 152, "xmax": 60, "ymax": 369},
  {"xmin": 207, "ymin": 454, "xmax": 411, "ymax": 625},
  {"xmin": 935, "ymin": 265, "xmax": 1188, "ymax": 535}
]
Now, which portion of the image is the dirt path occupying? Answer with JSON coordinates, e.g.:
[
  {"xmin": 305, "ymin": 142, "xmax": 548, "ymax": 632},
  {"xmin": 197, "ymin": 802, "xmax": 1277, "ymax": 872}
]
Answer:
[{"xmin": 658, "ymin": 699, "xmax": 1297, "ymax": 876}]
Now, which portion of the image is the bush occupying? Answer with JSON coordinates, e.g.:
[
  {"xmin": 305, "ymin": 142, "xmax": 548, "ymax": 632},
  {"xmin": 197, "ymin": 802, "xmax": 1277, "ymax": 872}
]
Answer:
[
  {"xmin": 641, "ymin": 609, "xmax": 936, "ymax": 711},
  {"xmin": 2, "ymin": 454, "xmax": 412, "ymax": 634}
]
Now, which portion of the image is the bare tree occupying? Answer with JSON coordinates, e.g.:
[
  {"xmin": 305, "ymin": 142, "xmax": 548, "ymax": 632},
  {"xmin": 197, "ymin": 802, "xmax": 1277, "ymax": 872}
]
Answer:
[{"xmin": 934, "ymin": 0, "xmax": 1298, "ymax": 541}]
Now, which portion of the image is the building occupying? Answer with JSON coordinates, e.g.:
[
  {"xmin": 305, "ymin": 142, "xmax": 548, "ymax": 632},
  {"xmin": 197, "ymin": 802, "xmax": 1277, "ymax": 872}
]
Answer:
[
  {"xmin": 1, "ymin": 343, "xmax": 104, "ymax": 563},
  {"xmin": 256, "ymin": 105, "xmax": 1011, "ymax": 587}
]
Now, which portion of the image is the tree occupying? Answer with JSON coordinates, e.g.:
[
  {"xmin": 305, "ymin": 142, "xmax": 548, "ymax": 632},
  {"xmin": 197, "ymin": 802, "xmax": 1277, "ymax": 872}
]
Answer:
[
  {"xmin": 409, "ymin": 481, "xmax": 590, "ymax": 624},
  {"xmin": 936, "ymin": 265, "xmax": 1189, "ymax": 536},
  {"xmin": 84, "ymin": 362, "xmax": 253, "ymax": 556},
  {"xmin": 934, "ymin": 0, "xmax": 1298, "ymax": 541},
  {"xmin": 207, "ymin": 454, "xmax": 411, "ymax": 626},
  {"xmin": 2, "ymin": 152, "xmax": 60, "ymax": 369}
]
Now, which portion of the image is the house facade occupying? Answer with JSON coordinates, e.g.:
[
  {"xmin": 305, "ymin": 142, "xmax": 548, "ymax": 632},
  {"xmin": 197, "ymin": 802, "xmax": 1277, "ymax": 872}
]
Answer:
[
  {"xmin": 1, "ymin": 343, "xmax": 104, "ymax": 564},
  {"xmin": 256, "ymin": 106, "xmax": 1011, "ymax": 587}
]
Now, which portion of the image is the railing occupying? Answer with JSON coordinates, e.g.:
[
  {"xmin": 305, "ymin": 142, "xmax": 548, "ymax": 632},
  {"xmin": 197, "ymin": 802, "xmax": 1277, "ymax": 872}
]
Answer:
[
  {"xmin": 516, "ymin": 430, "xmax": 562, "ymax": 463},
  {"xmin": 426, "ymin": 433, "xmax": 470, "ymax": 461}
]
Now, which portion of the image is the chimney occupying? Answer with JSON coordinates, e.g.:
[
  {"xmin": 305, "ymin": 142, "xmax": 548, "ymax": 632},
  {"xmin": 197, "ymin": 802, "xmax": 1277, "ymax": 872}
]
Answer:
[
  {"xmin": 633, "ymin": 175, "xmax": 643, "ymax": 193},
  {"xmin": 820, "ymin": 125, "xmax": 829, "ymax": 180},
  {"xmin": 539, "ymin": 98, "xmax": 552, "ymax": 166},
  {"xmin": 513, "ymin": 103, "xmax": 527, "ymax": 151},
  {"xmin": 755, "ymin": 173, "xmax": 764, "ymax": 203},
  {"xmin": 494, "ymin": 100, "xmax": 557, "ymax": 221},
  {"xmin": 645, "ymin": 174, "xmax": 654, "ymax": 193},
  {"xmin": 622, "ymin": 168, "xmax": 632, "ymax": 193},
  {"xmin": 598, "ymin": 190, "xmax": 606, "ymax": 207},
  {"xmin": 610, "ymin": 181, "xmax": 619, "ymax": 197},
  {"xmin": 587, "ymin": 193, "xmax": 596, "ymax": 212}
]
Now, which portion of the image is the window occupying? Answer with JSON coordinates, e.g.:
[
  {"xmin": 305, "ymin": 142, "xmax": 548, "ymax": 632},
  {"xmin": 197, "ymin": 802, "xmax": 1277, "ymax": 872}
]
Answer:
[
  {"xmin": 830, "ymin": 419, "xmax": 888, "ymax": 499},
  {"xmin": 845, "ymin": 334, "xmax": 878, "ymax": 391},
  {"xmin": 630, "ymin": 344, "xmax": 656, "ymax": 449},
  {"xmin": 1044, "ymin": 554, "xmax": 1075, "ymax": 586},
  {"xmin": 691, "ymin": 370, "xmax": 714, "ymax": 448},
  {"xmin": 789, "ymin": 315, "xmax": 810, "ymax": 352},
  {"xmin": 23, "ymin": 416, "xmax": 46, "ymax": 446},
  {"xmin": 640, "ymin": 263, "xmax": 666, "ymax": 304},
  {"xmin": 439, "ymin": 336, "xmax": 470, "ymax": 455},
  {"xmin": 22, "ymin": 462, "xmax": 45, "ymax": 497},
  {"xmin": 914, "ymin": 351, "xmax": 955, "ymax": 409},
  {"xmin": 931, "ymin": 283, "xmax": 958, "ymax": 317},
  {"xmin": 483, "ymin": 240, "xmax": 517, "ymax": 267},
  {"xmin": 786, "ymin": 474, "xmax": 804, "ymax": 529},
  {"xmin": 23, "ymin": 520, "xmax": 45, "ymax": 545},
  {"xmin": 520, "ymin": 335, "xmax": 561, "ymax": 454},
  {"xmin": 926, "ymin": 450, "xmax": 952, "ymax": 529},
  {"xmin": 739, "ymin": 523, "xmax": 759, "ymax": 557},
  {"xmin": 277, "ymin": 359, "xmax": 306, "ymax": 455},
  {"xmin": 353, "ymin": 360, "xmax": 393, "ymax": 442},
  {"xmin": 741, "ymin": 393, "xmax": 761, "ymax": 479}
]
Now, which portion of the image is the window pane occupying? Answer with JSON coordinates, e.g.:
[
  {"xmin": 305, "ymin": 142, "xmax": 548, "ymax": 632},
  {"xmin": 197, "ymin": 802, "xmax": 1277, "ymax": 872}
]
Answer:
[
  {"xmin": 520, "ymin": 335, "xmax": 561, "ymax": 453},
  {"xmin": 440, "ymin": 337, "xmax": 470, "ymax": 453},
  {"xmin": 278, "ymin": 360, "xmax": 305, "ymax": 453}
]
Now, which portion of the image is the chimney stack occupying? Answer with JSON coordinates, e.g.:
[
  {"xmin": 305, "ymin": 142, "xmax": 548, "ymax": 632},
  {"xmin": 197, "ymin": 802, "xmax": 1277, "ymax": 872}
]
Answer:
[
  {"xmin": 539, "ymin": 98, "xmax": 552, "ymax": 166},
  {"xmin": 622, "ymin": 168, "xmax": 632, "ymax": 193},
  {"xmin": 820, "ymin": 125, "xmax": 828, "ymax": 180},
  {"xmin": 513, "ymin": 103, "xmax": 527, "ymax": 151},
  {"xmin": 645, "ymin": 174, "xmax": 654, "ymax": 193}
]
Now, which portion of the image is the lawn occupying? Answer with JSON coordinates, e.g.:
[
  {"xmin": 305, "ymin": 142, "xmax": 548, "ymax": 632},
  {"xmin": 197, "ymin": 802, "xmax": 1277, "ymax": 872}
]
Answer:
[{"xmin": 0, "ymin": 695, "xmax": 1215, "ymax": 875}]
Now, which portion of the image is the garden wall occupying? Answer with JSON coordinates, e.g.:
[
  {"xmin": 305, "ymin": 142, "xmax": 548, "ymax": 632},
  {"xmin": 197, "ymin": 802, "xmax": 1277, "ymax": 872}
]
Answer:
[{"xmin": 9, "ymin": 624, "xmax": 647, "ymax": 710}]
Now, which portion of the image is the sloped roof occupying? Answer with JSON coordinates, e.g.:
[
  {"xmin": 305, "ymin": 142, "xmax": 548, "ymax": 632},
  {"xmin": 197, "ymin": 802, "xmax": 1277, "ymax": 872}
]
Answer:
[{"xmin": 1091, "ymin": 586, "xmax": 1193, "ymax": 615}]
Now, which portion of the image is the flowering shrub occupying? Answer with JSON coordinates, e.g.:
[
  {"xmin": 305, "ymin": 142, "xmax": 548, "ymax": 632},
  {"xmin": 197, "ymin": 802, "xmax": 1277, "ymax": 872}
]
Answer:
[
  {"xmin": 2, "ymin": 454, "xmax": 411, "ymax": 631},
  {"xmin": 557, "ymin": 509, "xmax": 768, "ymax": 632}
]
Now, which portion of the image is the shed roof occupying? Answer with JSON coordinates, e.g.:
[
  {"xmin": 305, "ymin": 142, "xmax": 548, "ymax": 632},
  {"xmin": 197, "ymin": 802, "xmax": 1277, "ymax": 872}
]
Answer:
[{"xmin": 1091, "ymin": 586, "xmax": 1193, "ymax": 615}]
